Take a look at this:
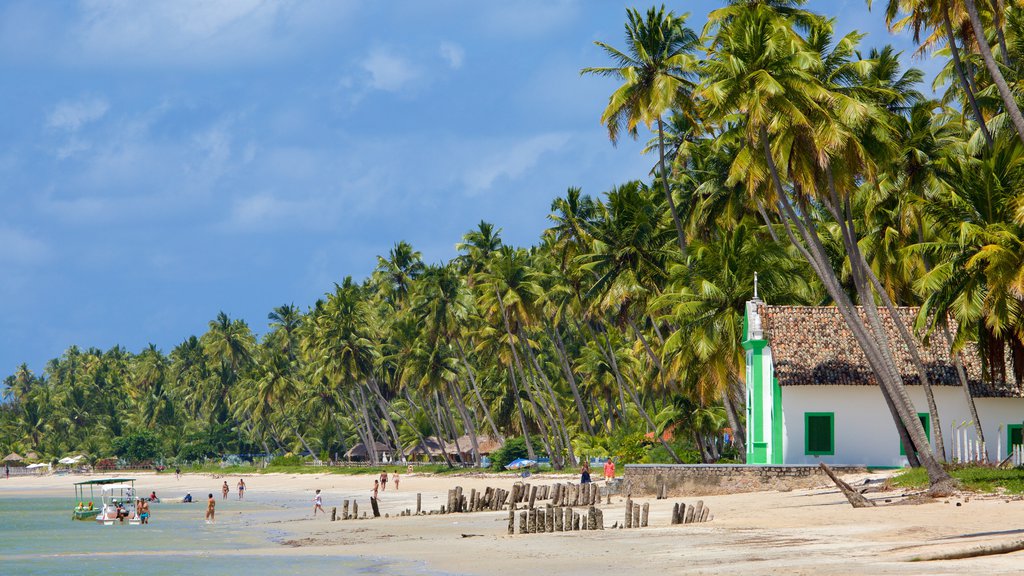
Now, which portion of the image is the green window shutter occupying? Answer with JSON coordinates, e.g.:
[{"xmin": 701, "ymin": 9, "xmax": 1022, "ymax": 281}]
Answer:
[
  {"xmin": 1009, "ymin": 424, "xmax": 1023, "ymax": 448},
  {"xmin": 805, "ymin": 413, "xmax": 834, "ymax": 455},
  {"xmin": 900, "ymin": 413, "xmax": 930, "ymax": 455}
]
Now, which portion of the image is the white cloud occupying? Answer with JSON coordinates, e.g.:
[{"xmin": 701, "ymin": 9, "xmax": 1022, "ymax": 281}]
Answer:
[
  {"xmin": 225, "ymin": 193, "xmax": 338, "ymax": 232},
  {"xmin": 67, "ymin": 0, "xmax": 357, "ymax": 67},
  {"xmin": 0, "ymin": 225, "xmax": 50, "ymax": 265},
  {"xmin": 463, "ymin": 133, "xmax": 572, "ymax": 194},
  {"xmin": 47, "ymin": 96, "xmax": 109, "ymax": 131},
  {"xmin": 439, "ymin": 41, "xmax": 464, "ymax": 69},
  {"xmin": 362, "ymin": 48, "xmax": 420, "ymax": 92}
]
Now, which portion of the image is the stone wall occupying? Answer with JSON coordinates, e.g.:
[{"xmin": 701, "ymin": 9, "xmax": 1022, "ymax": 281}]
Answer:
[{"xmin": 623, "ymin": 464, "xmax": 868, "ymax": 497}]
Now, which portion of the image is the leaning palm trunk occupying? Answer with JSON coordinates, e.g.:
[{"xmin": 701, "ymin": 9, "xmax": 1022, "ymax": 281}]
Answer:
[
  {"xmin": 941, "ymin": 326, "xmax": 986, "ymax": 448},
  {"xmin": 721, "ymin": 386, "xmax": 746, "ymax": 457},
  {"xmin": 943, "ymin": 9, "xmax": 994, "ymax": 149},
  {"xmin": 598, "ymin": 330, "xmax": 683, "ymax": 463},
  {"xmin": 454, "ymin": 339, "xmax": 504, "ymax": 441},
  {"xmin": 861, "ymin": 264, "xmax": 946, "ymax": 461},
  {"xmin": 762, "ymin": 131, "xmax": 952, "ymax": 489},
  {"xmin": 355, "ymin": 386, "xmax": 379, "ymax": 464},
  {"xmin": 518, "ymin": 324, "xmax": 576, "ymax": 466},
  {"xmin": 447, "ymin": 380, "xmax": 481, "ymax": 465},
  {"xmin": 657, "ymin": 117, "xmax": 688, "ymax": 257},
  {"xmin": 964, "ymin": 0, "xmax": 1024, "ymax": 145},
  {"xmin": 546, "ymin": 322, "xmax": 595, "ymax": 435},
  {"xmin": 506, "ymin": 365, "xmax": 537, "ymax": 460},
  {"xmin": 369, "ymin": 377, "xmax": 407, "ymax": 462},
  {"xmin": 494, "ymin": 288, "xmax": 543, "ymax": 459}
]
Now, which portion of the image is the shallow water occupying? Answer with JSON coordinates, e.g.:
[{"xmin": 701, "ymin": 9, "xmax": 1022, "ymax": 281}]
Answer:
[{"xmin": 0, "ymin": 496, "xmax": 451, "ymax": 575}]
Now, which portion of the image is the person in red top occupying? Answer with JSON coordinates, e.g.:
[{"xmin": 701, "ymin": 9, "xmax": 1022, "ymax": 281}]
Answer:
[{"xmin": 603, "ymin": 459, "xmax": 615, "ymax": 481}]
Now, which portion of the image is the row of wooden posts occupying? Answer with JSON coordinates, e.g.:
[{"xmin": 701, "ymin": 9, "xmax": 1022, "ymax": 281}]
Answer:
[
  {"xmin": 508, "ymin": 504, "xmax": 605, "ymax": 534},
  {"xmin": 670, "ymin": 500, "xmax": 712, "ymax": 524}
]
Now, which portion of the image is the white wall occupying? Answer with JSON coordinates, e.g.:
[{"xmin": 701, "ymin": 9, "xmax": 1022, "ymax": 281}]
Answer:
[{"xmin": 781, "ymin": 385, "xmax": 1024, "ymax": 466}]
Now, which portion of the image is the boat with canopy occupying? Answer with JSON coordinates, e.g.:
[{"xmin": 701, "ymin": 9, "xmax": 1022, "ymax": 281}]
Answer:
[{"xmin": 72, "ymin": 478, "xmax": 140, "ymax": 524}]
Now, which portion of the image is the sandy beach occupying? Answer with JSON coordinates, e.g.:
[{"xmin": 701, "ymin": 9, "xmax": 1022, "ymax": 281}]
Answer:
[{"xmin": 5, "ymin": 469, "xmax": 1024, "ymax": 575}]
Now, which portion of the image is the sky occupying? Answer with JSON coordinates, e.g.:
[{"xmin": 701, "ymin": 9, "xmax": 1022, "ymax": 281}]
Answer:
[{"xmin": 0, "ymin": 0, "xmax": 944, "ymax": 376}]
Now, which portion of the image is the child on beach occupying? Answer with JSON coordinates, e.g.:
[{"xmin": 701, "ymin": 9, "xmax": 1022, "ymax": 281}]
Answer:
[
  {"xmin": 313, "ymin": 489, "xmax": 325, "ymax": 517},
  {"xmin": 373, "ymin": 479, "xmax": 379, "ymax": 501},
  {"xmin": 237, "ymin": 479, "xmax": 246, "ymax": 500},
  {"xmin": 222, "ymin": 481, "xmax": 229, "ymax": 500},
  {"xmin": 206, "ymin": 493, "xmax": 216, "ymax": 523},
  {"xmin": 392, "ymin": 470, "xmax": 399, "ymax": 490}
]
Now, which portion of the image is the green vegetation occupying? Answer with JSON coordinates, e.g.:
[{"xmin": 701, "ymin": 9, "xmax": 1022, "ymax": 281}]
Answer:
[
  {"xmin": 2, "ymin": 2, "xmax": 1024, "ymax": 481},
  {"xmin": 893, "ymin": 467, "xmax": 1024, "ymax": 494}
]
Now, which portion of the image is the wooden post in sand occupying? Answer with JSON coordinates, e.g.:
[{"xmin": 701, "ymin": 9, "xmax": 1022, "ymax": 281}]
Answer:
[
  {"xmin": 587, "ymin": 506, "xmax": 597, "ymax": 530},
  {"xmin": 683, "ymin": 503, "xmax": 694, "ymax": 524},
  {"xmin": 330, "ymin": 507, "xmax": 336, "ymax": 521},
  {"xmin": 455, "ymin": 486, "xmax": 464, "ymax": 513},
  {"xmin": 641, "ymin": 503, "xmax": 649, "ymax": 527},
  {"xmin": 624, "ymin": 498, "xmax": 633, "ymax": 528},
  {"xmin": 555, "ymin": 506, "xmax": 564, "ymax": 531},
  {"xmin": 370, "ymin": 497, "xmax": 381, "ymax": 518},
  {"xmin": 595, "ymin": 507, "xmax": 604, "ymax": 529},
  {"xmin": 508, "ymin": 508, "xmax": 515, "ymax": 534},
  {"xmin": 343, "ymin": 500, "xmax": 350, "ymax": 520},
  {"xmin": 573, "ymin": 512, "xmax": 580, "ymax": 531},
  {"xmin": 671, "ymin": 503, "xmax": 680, "ymax": 525},
  {"xmin": 545, "ymin": 505, "xmax": 554, "ymax": 532},
  {"xmin": 519, "ymin": 511, "xmax": 527, "ymax": 534},
  {"xmin": 416, "ymin": 493, "xmax": 422, "ymax": 515},
  {"xmin": 692, "ymin": 500, "xmax": 703, "ymax": 524},
  {"xmin": 529, "ymin": 486, "xmax": 537, "ymax": 509},
  {"xmin": 632, "ymin": 503, "xmax": 640, "ymax": 528}
]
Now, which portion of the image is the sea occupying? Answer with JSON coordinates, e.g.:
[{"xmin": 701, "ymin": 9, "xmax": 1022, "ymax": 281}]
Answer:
[{"xmin": 0, "ymin": 495, "xmax": 452, "ymax": 575}]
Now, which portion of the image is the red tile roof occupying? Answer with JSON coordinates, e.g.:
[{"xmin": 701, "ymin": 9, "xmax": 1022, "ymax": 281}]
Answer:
[{"xmin": 758, "ymin": 305, "xmax": 1023, "ymax": 398}]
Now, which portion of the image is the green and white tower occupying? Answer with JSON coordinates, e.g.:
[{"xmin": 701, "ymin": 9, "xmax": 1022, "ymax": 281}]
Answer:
[{"xmin": 743, "ymin": 288, "xmax": 783, "ymax": 464}]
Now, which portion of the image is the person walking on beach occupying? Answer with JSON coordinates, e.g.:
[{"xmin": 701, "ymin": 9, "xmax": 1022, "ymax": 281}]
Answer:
[
  {"xmin": 222, "ymin": 481, "xmax": 229, "ymax": 500},
  {"xmin": 379, "ymin": 470, "xmax": 387, "ymax": 492},
  {"xmin": 175, "ymin": 467, "xmax": 181, "ymax": 480},
  {"xmin": 603, "ymin": 459, "xmax": 615, "ymax": 481},
  {"xmin": 237, "ymin": 478, "xmax": 246, "ymax": 500},
  {"xmin": 313, "ymin": 489, "xmax": 325, "ymax": 517},
  {"xmin": 373, "ymin": 479, "xmax": 379, "ymax": 501},
  {"xmin": 205, "ymin": 493, "xmax": 216, "ymax": 523},
  {"xmin": 392, "ymin": 470, "xmax": 399, "ymax": 490}
]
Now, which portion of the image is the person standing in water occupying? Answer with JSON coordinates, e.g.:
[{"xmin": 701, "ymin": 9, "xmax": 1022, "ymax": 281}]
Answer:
[
  {"xmin": 237, "ymin": 478, "xmax": 246, "ymax": 500},
  {"xmin": 313, "ymin": 489, "xmax": 325, "ymax": 517},
  {"xmin": 221, "ymin": 481, "xmax": 229, "ymax": 500},
  {"xmin": 205, "ymin": 493, "xmax": 216, "ymax": 523}
]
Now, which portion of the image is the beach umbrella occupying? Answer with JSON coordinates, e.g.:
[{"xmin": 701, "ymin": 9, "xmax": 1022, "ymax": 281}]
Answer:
[
  {"xmin": 3, "ymin": 452, "xmax": 23, "ymax": 462},
  {"xmin": 504, "ymin": 458, "xmax": 537, "ymax": 470}
]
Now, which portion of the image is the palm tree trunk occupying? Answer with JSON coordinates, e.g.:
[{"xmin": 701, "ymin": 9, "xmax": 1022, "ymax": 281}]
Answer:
[
  {"xmin": 761, "ymin": 128, "xmax": 952, "ymax": 488},
  {"xmin": 941, "ymin": 326, "xmax": 986, "ymax": 448},
  {"xmin": 454, "ymin": 339, "xmax": 503, "ymax": 441},
  {"xmin": 944, "ymin": 10, "xmax": 994, "ymax": 149},
  {"xmin": 546, "ymin": 322, "xmax": 595, "ymax": 435},
  {"xmin": 657, "ymin": 116, "xmax": 688, "ymax": 256},
  {"xmin": 823, "ymin": 179, "xmax": 947, "ymax": 463},
  {"xmin": 518, "ymin": 324, "xmax": 576, "ymax": 466},
  {"xmin": 447, "ymin": 381, "xmax": 481, "ymax": 465},
  {"xmin": 506, "ymin": 365, "xmax": 537, "ymax": 460},
  {"xmin": 964, "ymin": 0, "xmax": 1024, "ymax": 145},
  {"xmin": 355, "ymin": 386, "xmax": 379, "ymax": 464},
  {"xmin": 598, "ymin": 329, "xmax": 683, "ymax": 463},
  {"xmin": 993, "ymin": 0, "xmax": 1013, "ymax": 67},
  {"xmin": 369, "ymin": 378, "xmax": 407, "ymax": 462},
  {"xmin": 721, "ymin": 386, "xmax": 746, "ymax": 456}
]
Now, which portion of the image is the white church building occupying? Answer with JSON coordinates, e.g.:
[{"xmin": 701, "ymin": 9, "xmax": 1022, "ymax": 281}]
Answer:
[{"xmin": 743, "ymin": 299, "xmax": 1024, "ymax": 467}]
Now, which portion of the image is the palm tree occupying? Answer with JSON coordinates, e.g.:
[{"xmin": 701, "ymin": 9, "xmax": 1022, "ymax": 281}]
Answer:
[
  {"xmin": 701, "ymin": 3, "xmax": 954, "ymax": 488},
  {"xmin": 582, "ymin": 5, "xmax": 700, "ymax": 255}
]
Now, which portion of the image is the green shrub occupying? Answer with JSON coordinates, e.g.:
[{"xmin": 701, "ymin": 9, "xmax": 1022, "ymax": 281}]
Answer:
[
  {"xmin": 269, "ymin": 454, "xmax": 305, "ymax": 467},
  {"xmin": 490, "ymin": 436, "xmax": 545, "ymax": 471},
  {"xmin": 112, "ymin": 431, "xmax": 160, "ymax": 463}
]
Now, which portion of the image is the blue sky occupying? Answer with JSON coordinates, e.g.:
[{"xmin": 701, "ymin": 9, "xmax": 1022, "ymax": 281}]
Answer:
[{"xmin": 0, "ymin": 0, "xmax": 940, "ymax": 375}]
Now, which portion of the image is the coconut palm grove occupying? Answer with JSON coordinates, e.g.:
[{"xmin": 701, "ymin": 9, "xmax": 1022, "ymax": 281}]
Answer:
[{"xmin": 4, "ymin": 1, "xmax": 1024, "ymax": 487}]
